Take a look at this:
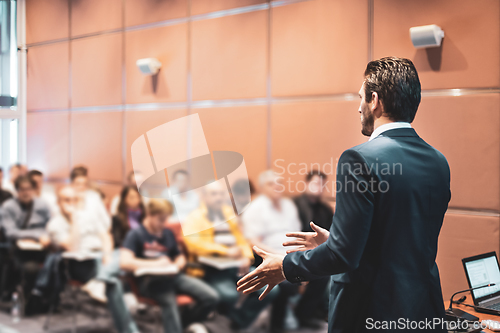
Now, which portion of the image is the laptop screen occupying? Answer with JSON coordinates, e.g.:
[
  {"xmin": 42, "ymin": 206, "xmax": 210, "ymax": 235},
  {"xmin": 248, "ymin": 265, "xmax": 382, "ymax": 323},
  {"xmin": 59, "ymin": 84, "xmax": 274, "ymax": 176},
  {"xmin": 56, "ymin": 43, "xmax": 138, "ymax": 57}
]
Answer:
[{"xmin": 464, "ymin": 253, "xmax": 500, "ymax": 300}]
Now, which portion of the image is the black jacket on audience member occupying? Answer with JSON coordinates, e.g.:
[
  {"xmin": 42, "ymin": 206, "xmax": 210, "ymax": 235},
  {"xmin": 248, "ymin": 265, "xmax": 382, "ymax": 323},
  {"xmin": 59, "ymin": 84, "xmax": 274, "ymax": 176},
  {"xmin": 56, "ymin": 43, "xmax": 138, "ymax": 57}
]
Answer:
[
  {"xmin": 283, "ymin": 128, "xmax": 451, "ymax": 333},
  {"xmin": 293, "ymin": 194, "xmax": 333, "ymax": 232}
]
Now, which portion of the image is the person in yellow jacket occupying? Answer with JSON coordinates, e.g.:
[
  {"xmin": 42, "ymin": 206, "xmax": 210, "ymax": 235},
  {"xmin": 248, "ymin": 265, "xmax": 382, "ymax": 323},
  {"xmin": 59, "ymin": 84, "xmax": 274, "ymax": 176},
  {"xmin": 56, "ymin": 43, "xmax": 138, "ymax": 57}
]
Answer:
[{"xmin": 183, "ymin": 181, "xmax": 278, "ymax": 330}]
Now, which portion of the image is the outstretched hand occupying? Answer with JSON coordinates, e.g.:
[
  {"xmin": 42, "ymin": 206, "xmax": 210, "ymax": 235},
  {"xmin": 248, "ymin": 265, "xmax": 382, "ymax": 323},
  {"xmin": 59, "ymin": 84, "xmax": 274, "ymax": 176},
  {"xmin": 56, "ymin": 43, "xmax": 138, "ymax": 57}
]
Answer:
[
  {"xmin": 236, "ymin": 246, "xmax": 285, "ymax": 300},
  {"xmin": 283, "ymin": 221, "xmax": 329, "ymax": 254}
]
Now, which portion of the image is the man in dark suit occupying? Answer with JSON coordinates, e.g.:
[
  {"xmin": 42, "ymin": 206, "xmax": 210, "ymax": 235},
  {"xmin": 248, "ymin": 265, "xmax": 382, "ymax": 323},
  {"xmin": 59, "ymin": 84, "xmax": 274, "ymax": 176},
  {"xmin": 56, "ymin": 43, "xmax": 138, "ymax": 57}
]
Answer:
[{"xmin": 237, "ymin": 57, "xmax": 451, "ymax": 332}]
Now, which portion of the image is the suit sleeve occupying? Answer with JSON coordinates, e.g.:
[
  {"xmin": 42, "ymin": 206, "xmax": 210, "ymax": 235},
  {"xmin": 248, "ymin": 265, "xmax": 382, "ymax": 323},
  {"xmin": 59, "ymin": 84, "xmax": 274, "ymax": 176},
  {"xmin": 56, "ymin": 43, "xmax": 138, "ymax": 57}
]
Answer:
[{"xmin": 283, "ymin": 149, "xmax": 375, "ymax": 283}]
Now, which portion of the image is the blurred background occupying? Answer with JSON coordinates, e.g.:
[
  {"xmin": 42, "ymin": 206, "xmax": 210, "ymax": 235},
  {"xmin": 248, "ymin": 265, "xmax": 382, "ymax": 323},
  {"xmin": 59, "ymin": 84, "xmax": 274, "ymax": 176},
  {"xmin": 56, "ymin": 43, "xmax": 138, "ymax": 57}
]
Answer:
[{"xmin": 0, "ymin": 0, "xmax": 498, "ymax": 332}]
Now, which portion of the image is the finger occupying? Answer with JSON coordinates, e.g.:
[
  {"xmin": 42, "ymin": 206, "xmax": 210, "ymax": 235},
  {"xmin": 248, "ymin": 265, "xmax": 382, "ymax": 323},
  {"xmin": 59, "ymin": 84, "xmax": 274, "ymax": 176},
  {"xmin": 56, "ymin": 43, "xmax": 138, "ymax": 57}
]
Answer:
[
  {"xmin": 285, "ymin": 232, "xmax": 308, "ymax": 238},
  {"xmin": 282, "ymin": 240, "xmax": 306, "ymax": 247},
  {"xmin": 241, "ymin": 281, "xmax": 268, "ymax": 294},
  {"xmin": 252, "ymin": 246, "xmax": 269, "ymax": 258},
  {"xmin": 310, "ymin": 221, "xmax": 322, "ymax": 234},
  {"xmin": 237, "ymin": 268, "xmax": 262, "ymax": 286},
  {"xmin": 259, "ymin": 284, "xmax": 276, "ymax": 301},
  {"xmin": 237, "ymin": 275, "xmax": 266, "ymax": 291},
  {"xmin": 286, "ymin": 247, "xmax": 306, "ymax": 254}
]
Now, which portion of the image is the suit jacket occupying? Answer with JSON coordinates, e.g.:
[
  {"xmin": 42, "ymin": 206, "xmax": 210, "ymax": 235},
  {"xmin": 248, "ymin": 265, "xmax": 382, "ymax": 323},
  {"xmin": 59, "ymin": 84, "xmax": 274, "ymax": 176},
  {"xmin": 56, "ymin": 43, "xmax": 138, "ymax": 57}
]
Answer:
[
  {"xmin": 283, "ymin": 128, "xmax": 451, "ymax": 333},
  {"xmin": 293, "ymin": 194, "xmax": 334, "ymax": 232}
]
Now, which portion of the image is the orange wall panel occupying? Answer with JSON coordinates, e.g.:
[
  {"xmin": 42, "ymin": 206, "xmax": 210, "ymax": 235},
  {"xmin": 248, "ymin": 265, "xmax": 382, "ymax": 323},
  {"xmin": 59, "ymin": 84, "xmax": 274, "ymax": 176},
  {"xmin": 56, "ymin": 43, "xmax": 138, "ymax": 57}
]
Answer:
[
  {"xmin": 27, "ymin": 112, "xmax": 70, "ymax": 179},
  {"xmin": 70, "ymin": 0, "xmax": 123, "ymax": 36},
  {"xmin": 125, "ymin": 24, "xmax": 188, "ymax": 104},
  {"xmin": 124, "ymin": 0, "xmax": 187, "ymax": 27},
  {"xmin": 271, "ymin": 0, "xmax": 369, "ymax": 96},
  {"xmin": 436, "ymin": 213, "xmax": 500, "ymax": 300},
  {"xmin": 373, "ymin": 0, "xmax": 500, "ymax": 89},
  {"xmin": 71, "ymin": 111, "xmax": 123, "ymax": 182},
  {"xmin": 194, "ymin": 106, "xmax": 268, "ymax": 183},
  {"xmin": 125, "ymin": 109, "xmax": 188, "ymax": 175},
  {"xmin": 191, "ymin": 11, "xmax": 268, "ymax": 100},
  {"xmin": 26, "ymin": 0, "xmax": 69, "ymax": 44},
  {"xmin": 71, "ymin": 34, "xmax": 123, "ymax": 107},
  {"xmin": 271, "ymin": 100, "xmax": 366, "ymax": 198},
  {"xmin": 413, "ymin": 94, "xmax": 500, "ymax": 211},
  {"xmin": 191, "ymin": 0, "xmax": 265, "ymax": 15},
  {"xmin": 27, "ymin": 43, "xmax": 69, "ymax": 111}
]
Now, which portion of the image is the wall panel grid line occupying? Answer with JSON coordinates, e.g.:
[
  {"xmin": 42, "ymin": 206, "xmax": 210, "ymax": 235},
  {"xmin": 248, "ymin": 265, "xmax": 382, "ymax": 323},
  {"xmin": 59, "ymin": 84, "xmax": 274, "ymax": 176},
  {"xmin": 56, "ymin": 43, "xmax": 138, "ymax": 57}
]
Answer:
[
  {"xmin": 25, "ymin": 0, "xmax": 311, "ymax": 49},
  {"xmin": 26, "ymin": 88, "xmax": 500, "ymax": 114}
]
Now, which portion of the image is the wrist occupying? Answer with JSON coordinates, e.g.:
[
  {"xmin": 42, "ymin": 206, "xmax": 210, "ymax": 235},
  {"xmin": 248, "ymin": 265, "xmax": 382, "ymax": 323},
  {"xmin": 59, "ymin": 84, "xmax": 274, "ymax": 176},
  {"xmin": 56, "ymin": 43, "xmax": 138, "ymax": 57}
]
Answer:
[{"xmin": 280, "ymin": 258, "xmax": 286, "ymax": 280}]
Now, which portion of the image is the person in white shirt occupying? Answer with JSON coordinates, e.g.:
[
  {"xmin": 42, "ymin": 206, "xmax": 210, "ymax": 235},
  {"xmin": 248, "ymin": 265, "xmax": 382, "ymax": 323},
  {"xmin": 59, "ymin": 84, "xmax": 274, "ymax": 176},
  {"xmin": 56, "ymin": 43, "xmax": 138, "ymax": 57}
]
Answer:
[
  {"xmin": 46, "ymin": 186, "xmax": 139, "ymax": 333},
  {"xmin": 241, "ymin": 170, "xmax": 302, "ymax": 332},
  {"xmin": 70, "ymin": 165, "xmax": 111, "ymax": 231},
  {"xmin": 242, "ymin": 170, "xmax": 301, "ymax": 255}
]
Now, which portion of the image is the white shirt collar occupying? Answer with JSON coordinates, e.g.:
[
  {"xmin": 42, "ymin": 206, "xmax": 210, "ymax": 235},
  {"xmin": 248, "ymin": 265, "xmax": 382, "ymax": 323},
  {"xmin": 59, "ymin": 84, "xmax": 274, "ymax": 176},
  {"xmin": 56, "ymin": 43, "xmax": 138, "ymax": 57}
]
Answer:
[{"xmin": 369, "ymin": 122, "xmax": 412, "ymax": 141}]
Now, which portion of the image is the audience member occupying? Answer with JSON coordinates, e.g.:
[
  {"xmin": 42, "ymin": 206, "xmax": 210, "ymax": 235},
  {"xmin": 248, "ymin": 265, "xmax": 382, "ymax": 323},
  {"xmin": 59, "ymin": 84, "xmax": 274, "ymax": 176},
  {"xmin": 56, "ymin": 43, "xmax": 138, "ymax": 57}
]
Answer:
[
  {"xmin": 2, "ymin": 175, "xmax": 51, "ymax": 243},
  {"xmin": 70, "ymin": 165, "xmax": 111, "ymax": 230},
  {"xmin": 231, "ymin": 179, "xmax": 255, "ymax": 212},
  {"xmin": 0, "ymin": 167, "xmax": 13, "ymax": 205},
  {"xmin": 241, "ymin": 170, "xmax": 302, "ymax": 332},
  {"xmin": 112, "ymin": 185, "xmax": 145, "ymax": 249},
  {"xmin": 3, "ymin": 163, "xmax": 27, "ymax": 196},
  {"xmin": 1, "ymin": 175, "xmax": 51, "ymax": 313},
  {"xmin": 120, "ymin": 199, "xmax": 219, "ymax": 333},
  {"xmin": 28, "ymin": 169, "xmax": 59, "ymax": 215},
  {"xmin": 183, "ymin": 181, "xmax": 277, "ymax": 330},
  {"xmin": 110, "ymin": 171, "xmax": 146, "ymax": 215},
  {"xmin": 161, "ymin": 170, "xmax": 199, "ymax": 222},
  {"xmin": 45, "ymin": 186, "xmax": 139, "ymax": 332},
  {"xmin": 289, "ymin": 170, "xmax": 333, "ymax": 328}
]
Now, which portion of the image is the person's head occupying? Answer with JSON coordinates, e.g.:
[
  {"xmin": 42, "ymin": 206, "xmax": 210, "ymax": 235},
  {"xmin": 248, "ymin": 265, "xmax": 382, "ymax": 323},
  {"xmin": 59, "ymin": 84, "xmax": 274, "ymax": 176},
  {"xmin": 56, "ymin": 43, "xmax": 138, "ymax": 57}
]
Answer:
[
  {"xmin": 119, "ymin": 186, "xmax": 143, "ymax": 211},
  {"xmin": 231, "ymin": 179, "xmax": 254, "ymax": 208},
  {"xmin": 28, "ymin": 170, "xmax": 43, "ymax": 195},
  {"xmin": 202, "ymin": 181, "xmax": 227, "ymax": 212},
  {"xmin": 57, "ymin": 186, "xmax": 79, "ymax": 218},
  {"xmin": 359, "ymin": 57, "xmax": 421, "ymax": 136},
  {"xmin": 305, "ymin": 170, "xmax": 327, "ymax": 198},
  {"xmin": 144, "ymin": 199, "xmax": 173, "ymax": 233},
  {"xmin": 126, "ymin": 170, "xmax": 142, "ymax": 189},
  {"xmin": 70, "ymin": 166, "xmax": 89, "ymax": 192},
  {"xmin": 258, "ymin": 170, "xmax": 282, "ymax": 201},
  {"xmin": 118, "ymin": 186, "xmax": 145, "ymax": 228},
  {"xmin": 172, "ymin": 170, "xmax": 189, "ymax": 192},
  {"xmin": 9, "ymin": 164, "xmax": 22, "ymax": 182},
  {"xmin": 14, "ymin": 175, "xmax": 36, "ymax": 204}
]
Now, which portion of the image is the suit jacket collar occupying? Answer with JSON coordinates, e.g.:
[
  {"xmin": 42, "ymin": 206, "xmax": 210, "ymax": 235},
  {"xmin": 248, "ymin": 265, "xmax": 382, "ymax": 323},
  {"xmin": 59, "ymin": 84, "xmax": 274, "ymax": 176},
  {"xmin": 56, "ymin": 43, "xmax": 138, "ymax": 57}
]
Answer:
[{"xmin": 377, "ymin": 128, "xmax": 418, "ymax": 138}]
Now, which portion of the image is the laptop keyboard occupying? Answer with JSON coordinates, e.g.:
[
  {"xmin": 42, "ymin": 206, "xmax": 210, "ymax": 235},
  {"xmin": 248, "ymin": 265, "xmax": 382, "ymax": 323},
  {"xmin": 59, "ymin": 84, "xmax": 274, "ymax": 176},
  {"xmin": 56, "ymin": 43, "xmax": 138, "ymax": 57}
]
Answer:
[{"xmin": 486, "ymin": 303, "xmax": 500, "ymax": 311}]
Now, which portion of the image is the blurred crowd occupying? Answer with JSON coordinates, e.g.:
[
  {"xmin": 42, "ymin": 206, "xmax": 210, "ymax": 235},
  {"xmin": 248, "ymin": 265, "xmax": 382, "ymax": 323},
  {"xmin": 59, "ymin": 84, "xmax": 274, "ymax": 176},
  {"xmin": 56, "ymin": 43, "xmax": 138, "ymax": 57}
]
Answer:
[{"xmin": 0, "ymin": 164, "xmax": 334, "ymax": 333}]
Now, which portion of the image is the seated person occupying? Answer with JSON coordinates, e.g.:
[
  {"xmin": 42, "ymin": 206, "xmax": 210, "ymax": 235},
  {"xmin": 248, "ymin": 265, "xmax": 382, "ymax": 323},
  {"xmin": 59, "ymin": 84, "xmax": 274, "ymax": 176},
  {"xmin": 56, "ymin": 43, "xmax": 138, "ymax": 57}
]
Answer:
[
  {"xmin": 242, "ymin": 170, "xmax": 302, "ymax": 332},
  {"xmin": 120, "ymin": 199, "xmax": 219, "ymax": 333},
  {"xmin": 183, "ymin": 181, "xmax": 278, "ymax": 330},
  {"xmin": 110, "ymin": 171, "xmax": 148, "ymax": 215},
  {"xmin": 28, "ymin": 169, "xmax": 59, "ymax": 216},
  {"xmin": 1, "ymin": 175, "xmax": 51, "ymax": 313},
  {"xmin": 291, "ymin": 170, "xmax": 333, "ymax": 328},
  {"xmin": 70, "ymin": 165, "xmax": 111, "ymax": 230},
  {"xmin": 112, "ymin": 185, "xmax": 145, "ymax": 249},
  {"xmin": 45, "ymin": 186, "xmax": 138, "ymax": 333},
  {"xmin": 2, "ymin": 175, "xmax": 51, "ymax": 244}
]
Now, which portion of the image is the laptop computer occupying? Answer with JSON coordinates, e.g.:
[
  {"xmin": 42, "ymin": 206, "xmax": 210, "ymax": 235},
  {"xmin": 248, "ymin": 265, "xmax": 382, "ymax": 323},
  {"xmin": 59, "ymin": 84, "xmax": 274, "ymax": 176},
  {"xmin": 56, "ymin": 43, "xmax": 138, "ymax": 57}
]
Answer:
[{"xmin": 462, "ymin": 251, "xmax": 500, "ymax": 315}]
